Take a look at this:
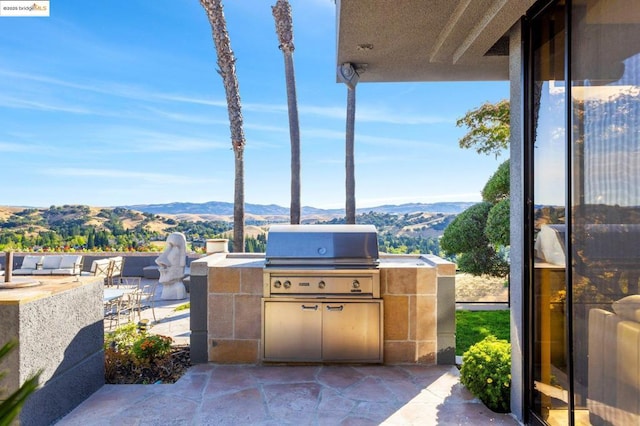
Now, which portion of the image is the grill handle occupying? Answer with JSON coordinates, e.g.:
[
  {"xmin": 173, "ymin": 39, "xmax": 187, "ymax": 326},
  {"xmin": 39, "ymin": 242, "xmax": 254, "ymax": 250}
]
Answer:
[
  {"xmin": 301, "ymin": 304, "xmax": 319, "ymax": 311},
  {"xmin": 326, "ymin": 305, "xmax": 344, "ymax": 312}
]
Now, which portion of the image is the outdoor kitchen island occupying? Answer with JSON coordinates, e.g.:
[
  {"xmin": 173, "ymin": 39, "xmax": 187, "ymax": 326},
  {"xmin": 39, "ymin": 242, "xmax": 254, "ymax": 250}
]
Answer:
[
  {"xmin": 0, "ymin": 275, "xmax": 104, "ymax": 425},
  {"xmin": 189, "ymin": 226, "xmax": 456, "ymax": 365}
]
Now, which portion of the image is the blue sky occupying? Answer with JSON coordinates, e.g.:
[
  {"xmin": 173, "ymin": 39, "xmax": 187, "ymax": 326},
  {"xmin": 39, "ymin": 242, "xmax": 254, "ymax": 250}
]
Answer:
[{"xmin": 0, "ymin": 0, "xmax": 507, "ymax": 209}]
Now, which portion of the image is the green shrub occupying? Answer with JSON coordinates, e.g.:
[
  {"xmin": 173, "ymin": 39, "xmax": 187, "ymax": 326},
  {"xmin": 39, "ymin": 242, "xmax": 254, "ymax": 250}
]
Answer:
[
  {"xmin": 104, "ymin": 324, "xmax": 178, "ymax": 384},
  {"xmin": 460, "ymin": 336, "xmax": 511, "ymax": 413},
  {"xmin": 131, "ymin": 335, "xmax": 173, "ymax": 362},
  {"xmin": 104, "ymin": 345, "xmax": 136, "ymax": 383},
  {"xmin": 104, "ymin": 322, "xmax": 141, "ymax": 351},
  {"xmin": 0, "ymin": 340, "xmax": 41, "ymax": 425}
]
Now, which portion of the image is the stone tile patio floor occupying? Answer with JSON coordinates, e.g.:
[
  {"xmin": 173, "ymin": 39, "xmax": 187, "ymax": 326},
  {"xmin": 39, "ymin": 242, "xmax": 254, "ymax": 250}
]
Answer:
[
  {"xmin": 58, "ymin": 364, "xmax": 519, "ymax": 425},
  {"xmin": 57, "ymin": 279, "xmax": 520, "ymax": 425}
]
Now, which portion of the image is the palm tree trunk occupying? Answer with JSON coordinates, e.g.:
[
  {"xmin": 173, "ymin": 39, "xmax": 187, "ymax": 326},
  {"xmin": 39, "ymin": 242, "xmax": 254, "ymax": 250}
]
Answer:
[
  {"xmin": 273, "ymin": 0, "xmax": 301, "ymax": 225},
  {"xmin": 233, "ymin": 150, "xmax": 244, "ymax": 251},
  {"xmin": 345, "ymin": 86, "xmax": 356, "ymax": 224},
  {"xmin": 200, "ymin": 0, "xmax": 245, "ymax": 252}
]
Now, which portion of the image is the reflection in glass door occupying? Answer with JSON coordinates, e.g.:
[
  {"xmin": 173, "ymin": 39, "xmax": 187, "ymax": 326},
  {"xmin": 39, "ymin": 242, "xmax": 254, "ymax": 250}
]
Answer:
[
  {"xmin": 527, "ymin": 0, "xmax": 640, "ymax": 424},
  {"xmin": 571, "ymin": 1, "xmax": 640, "ymax": 425},
  {"xmin": 529, "ymin": 3, "xmax": 569, "ymax": 425}
]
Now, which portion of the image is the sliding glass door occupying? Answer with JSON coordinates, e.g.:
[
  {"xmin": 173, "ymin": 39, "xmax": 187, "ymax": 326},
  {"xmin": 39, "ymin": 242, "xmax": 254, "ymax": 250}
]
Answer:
[
  {"xmin": 528, "ymin": 3, "xmax": 568, "ymax": 424},
  {"xmin": 527, "ymin": 1, "xmax": 640, "ymax": 424}
]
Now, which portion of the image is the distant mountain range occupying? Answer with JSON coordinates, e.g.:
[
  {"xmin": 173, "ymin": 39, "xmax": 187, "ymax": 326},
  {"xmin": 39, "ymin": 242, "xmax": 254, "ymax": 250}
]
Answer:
[{"xmin": 123, "ymin": 201, "xmax": 476, "ymax": 216}]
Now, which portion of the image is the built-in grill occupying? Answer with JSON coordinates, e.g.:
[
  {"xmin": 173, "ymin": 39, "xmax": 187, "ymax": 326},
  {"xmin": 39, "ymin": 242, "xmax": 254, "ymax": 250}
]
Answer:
[{"xmin": 262, "ymin": 224, "xmax": 383, "ymax": 363}]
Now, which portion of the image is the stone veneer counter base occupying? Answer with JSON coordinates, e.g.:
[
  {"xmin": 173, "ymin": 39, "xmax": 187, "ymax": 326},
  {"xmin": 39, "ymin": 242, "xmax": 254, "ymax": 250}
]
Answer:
[{"xmin": 190, "ymin": 253, "xmax": 456, "ymax": 365}]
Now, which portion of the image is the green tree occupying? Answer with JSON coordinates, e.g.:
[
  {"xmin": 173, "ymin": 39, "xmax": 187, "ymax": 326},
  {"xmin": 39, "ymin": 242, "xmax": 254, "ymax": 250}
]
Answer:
[
  {"xmin": 440, "ymin": 202, "xmax": 508, "ymax": 277},
  {"xmin": 482, "ymin": 159, "xmax": 509, "ymax": 203},
  {"xmin": 442, "ymin": 100, "xmax": 511, "ymax": 277},
  {"xmin": 486, "ymin": 198, "xmax": 510, "ymax": 247},
  {"xmin": 87, "ymin": 231, "xmax": 95, "ymax": 249},
  {"xmin": 482, "ymin": 159, "xmax": 510, "ymax": 248},
  {"xmin": 456, "ymin": 99, "xmax": 509, "ymax": 158}
]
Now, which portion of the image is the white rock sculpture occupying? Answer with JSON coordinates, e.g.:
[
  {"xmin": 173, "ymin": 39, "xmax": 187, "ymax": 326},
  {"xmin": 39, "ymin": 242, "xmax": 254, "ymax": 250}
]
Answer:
[{"xmin": 156, "ymin": 232, "xmax": 187, "ymax": 300}]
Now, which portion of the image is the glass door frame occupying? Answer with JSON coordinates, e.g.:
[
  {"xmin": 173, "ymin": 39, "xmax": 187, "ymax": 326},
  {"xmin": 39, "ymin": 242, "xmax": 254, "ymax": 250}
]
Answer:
[{"xmin": 523, "ymin": 0, "xmax": 575, "ymax": 424}]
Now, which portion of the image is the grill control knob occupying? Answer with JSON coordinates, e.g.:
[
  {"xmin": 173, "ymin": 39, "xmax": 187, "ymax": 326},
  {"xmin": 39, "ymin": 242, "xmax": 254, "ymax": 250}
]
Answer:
[
  {"xmin": 274, "ymin": 280, "xmax": 282, "ymax": 288},
  {"xmin": 318, "ymin": 280, "xmax": 326, "ymax": 289},
  {"xmin": 352, "ymin": 280, "xmax": 360, "ymax": 289},
  {"xmin": 283, "ymin": 280, "xmax": 291, "ymax": 289}
]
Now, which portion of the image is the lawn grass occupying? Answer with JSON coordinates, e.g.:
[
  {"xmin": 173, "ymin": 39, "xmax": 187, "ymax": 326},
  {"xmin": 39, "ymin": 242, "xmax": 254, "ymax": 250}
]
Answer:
[
  {"xmin": 174, "ymin": 302, "xmax": 190, "ymax": 312},
  {"xmin": 456, "ymin": 310, "xmax": 510, "ymax": 356}
]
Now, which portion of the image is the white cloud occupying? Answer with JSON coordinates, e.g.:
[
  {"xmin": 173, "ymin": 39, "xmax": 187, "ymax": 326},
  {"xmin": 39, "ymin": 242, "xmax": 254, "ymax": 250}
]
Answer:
[
  {"xmin": 0, "ymin": 68, "xmax": 450, "ymax": 127},
  {"xmin": 0, "ymin": 95, "xmax": 92, "ymax": 114},
  {"xmin": 0, "ymin": 141, "xmax": 35, "ymax": 152},
  {"xmin": 302, "ymin": 127, "xmax": 448, "ymax": 150},
  {"xmin": 244, "ymin": 122, "xmax": 288, "ymax": 133},
  {"xmin": 356, "ymin": 106, "xmax": 452, "ymax": 125},
  {"xmin": 143, "ymin": 107, "xmax": 228, "ymax": 125},
  {"xmin": 0, "ymin": 68, "xmax": 221, "ymax": 110},
  {"xmin": 76, "ymin": 127, "xmax": 229, "ymax": 153},
  {"xmin": 153, "ymin": 93, "xmax": 228, "ymax": 108},
  {"xmin": 356, "ymin": 193, "xmax": 482, "ymax": 208},
  {"xmin": 300, "ymin": 104, "xmax": 451, "ymax": 124},
  {"xmin": 40, "ymin": 167, "xmax": 218, "ymax": 185},
  {"xmin": 153, "ymin": 93, "xmax": 288, "ymax": 115},
  {"xmin": 356, "ymin": 134, "xmax": 448, "ymax": 150}
]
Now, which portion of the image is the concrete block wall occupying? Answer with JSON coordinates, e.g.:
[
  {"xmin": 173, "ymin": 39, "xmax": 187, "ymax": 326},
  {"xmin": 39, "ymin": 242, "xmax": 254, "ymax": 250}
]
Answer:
[{"xmin": 0, "ymin": 278, "xmax": 104, "ymax": 426}]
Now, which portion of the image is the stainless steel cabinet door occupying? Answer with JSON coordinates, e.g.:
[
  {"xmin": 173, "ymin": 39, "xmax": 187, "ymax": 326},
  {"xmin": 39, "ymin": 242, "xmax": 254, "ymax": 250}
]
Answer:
[
  {"xmin": 322, "ymin": 301, "xmax": 381, "ymax": 362},
  {"xmin": 263, "ymin": 301, "xmax": 322, "ymax": 361}
]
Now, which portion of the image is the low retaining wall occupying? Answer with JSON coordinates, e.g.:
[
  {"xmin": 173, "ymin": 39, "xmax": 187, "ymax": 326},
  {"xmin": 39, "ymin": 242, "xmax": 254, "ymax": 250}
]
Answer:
[{"xmin": 1, "ymin": 252, "xmax": 201, "ymax": 277}]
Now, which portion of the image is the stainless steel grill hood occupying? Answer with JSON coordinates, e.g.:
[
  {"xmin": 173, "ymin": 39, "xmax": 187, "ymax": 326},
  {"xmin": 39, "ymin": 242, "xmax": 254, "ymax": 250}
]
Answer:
[{"xmin": 265, "ymin": 224, "xmax": 379, "ymax": 268}]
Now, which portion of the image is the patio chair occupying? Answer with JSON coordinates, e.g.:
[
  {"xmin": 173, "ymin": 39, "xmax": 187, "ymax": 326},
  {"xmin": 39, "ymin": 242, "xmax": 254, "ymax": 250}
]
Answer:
[
  {"xmin": 125, "ymin": 289, "xmax": 143, "ymax": 323},
  {"xmin": 82, "ymin": 258, "xmax": 111, "ymax": 285},
  {"xmin": 118, "ymin": 276, "xmax": 141, "ymax": 291},
  {"xmin": 104, "ymin": 297, "xmax": 128, "ymax": 330},
  {"xmin": 106, "ymin": 256, "xmax": 124, "ymax": 287},
  {"xmin": 139, "ymin": 282, "xmax": 158, "ymax": 322}
]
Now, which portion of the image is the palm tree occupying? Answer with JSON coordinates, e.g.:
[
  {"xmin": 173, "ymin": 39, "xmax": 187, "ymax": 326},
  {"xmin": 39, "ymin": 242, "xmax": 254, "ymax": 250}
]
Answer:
[
  {"xmin": 272, "ymin": 0, "xmax": 301, "ymax": 224},
  {"xmin": 338, "ymin": 63, "xmax": 360, "ymax": 224},
  {"xmin": 200, "ymin": 0, "xmax": 245, "ymax": 252},
  {"xmin": 345, "ymin": 86, "xmax": 356, "ymax": 224}
]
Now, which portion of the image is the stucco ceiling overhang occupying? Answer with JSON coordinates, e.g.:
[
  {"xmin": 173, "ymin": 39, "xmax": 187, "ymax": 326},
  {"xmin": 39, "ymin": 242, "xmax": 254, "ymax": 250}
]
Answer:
[{"xmin": 336, "ymin": 0, "xmax": 535, "ymax": 82}]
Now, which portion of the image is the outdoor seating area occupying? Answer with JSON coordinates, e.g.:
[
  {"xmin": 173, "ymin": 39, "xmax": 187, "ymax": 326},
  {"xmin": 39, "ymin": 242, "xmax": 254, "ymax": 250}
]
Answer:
[
  {"xmin": 12, "ymin": 254, "xmax": 83, "ymax": 276},
  {"xmin": 6, "ymin": 254, "xmax": 126, "ymax": 281},
  {"xmin": 2, "ymin": 252, "xmax": 184, "ymax": 334},
  {"xmin": 103, "ymin": 277, "xmax": 159, "ymax": 330},
  {"xmin": 81, "ymin": 256, "xmax": 124, "ymax": 286}
]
